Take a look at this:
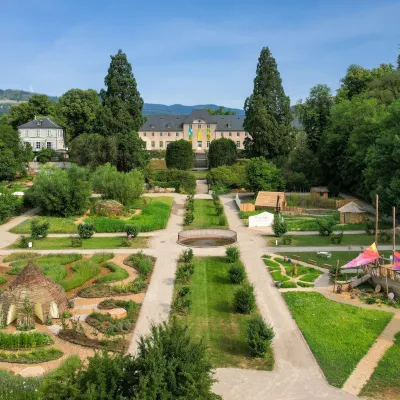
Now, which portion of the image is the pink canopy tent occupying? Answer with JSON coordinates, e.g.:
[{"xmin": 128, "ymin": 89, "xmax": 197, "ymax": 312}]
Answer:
[
  {"xmin": 342, "ymin": 243, "xmax": 380, "ymax": 269},
  {"xmin": 393, "ymin": 251, "xmax": 400, "ymax": 271}
]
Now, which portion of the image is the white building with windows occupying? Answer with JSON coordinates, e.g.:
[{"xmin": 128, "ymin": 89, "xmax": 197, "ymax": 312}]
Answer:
[{"xmin": 18, "ymin": 118, "xmax": 66, "ymax": 152}]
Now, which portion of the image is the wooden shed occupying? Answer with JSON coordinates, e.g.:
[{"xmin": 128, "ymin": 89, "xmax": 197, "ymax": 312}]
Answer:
[
  {"xmin": 310, "ymin": 186, "xmax": 329, "ymax": 199},
  {"xmin": 338, "ymin": 201, "xmax": 366, "ymax": 224},
  {"xmin": 0, "ymin": 261, "xmax": 68, "ymax": 327},
  {"xmin": 255, "ymin": 192, "xmax": 286, "ymax": 211}
]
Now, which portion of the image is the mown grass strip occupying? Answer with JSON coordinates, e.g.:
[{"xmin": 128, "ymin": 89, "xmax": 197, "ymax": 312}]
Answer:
[{"xmin": 282, "ymin": 292, "xmax": 393, "ymax": 387}]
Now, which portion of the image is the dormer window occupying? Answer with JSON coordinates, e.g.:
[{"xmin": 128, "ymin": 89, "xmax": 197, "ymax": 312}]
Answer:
[
  {"xmin": 37, "ymin": 120, "xmax": 42, "ymax": 126},
  {"xmin": 166, "ymin": 123, "xmax": 171, "ymax": 128},
  {"xmin": 226, "ymin": 123, "xmax": 231, "ymax": 128},
  {"xmin": 150, "ymin": 124, "xmax": 155, "ymax": 129}
]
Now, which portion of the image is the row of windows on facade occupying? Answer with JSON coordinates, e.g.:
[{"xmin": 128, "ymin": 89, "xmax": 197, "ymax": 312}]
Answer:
[
  {"xmin": 149, "ymin": 124, "xmax": 234, "ymax": 129},
  {"xmin": 150, "ymin": 141, "xmax": 242, "ymax": 148},
  {"xmin": 142, "ymin": 132, "xmax": 248, "ymax": 137},
  {"xmin": 22, "ymin": 130, "xmax": 63, "ymax": 137},
  {"xmin": 30, "ymin": 142, "xmax": 54, "ymax": 149}
]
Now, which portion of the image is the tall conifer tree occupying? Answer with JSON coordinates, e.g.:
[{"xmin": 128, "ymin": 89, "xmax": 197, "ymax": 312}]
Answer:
[
  {"xmin": 244, "ymin": 47, "xmax": 293, "ymax": 159},
  {"xmin": 100, "ymin": 49, "xmax": 145, "ymax": 134}
]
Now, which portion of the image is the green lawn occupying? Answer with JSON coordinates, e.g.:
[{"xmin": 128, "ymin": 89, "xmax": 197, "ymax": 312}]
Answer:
[
  {"xmin": 278, "ymin": 250, "xmax": 393, "ymax": 269},
  {"xmin": 7, "ymin": 236, "xmax": 149, "ymax": 250},
  {"xmin": 361, "ymin": 332, "xmax": 400, "ymax": 400},
  {"xmin": 282, "ymin": 292, "xmax": 393, "ymax": 387},
  {"xmin": 85, "ymin": 196, "xmax": 173, "ymax": 232},
  {"xmin": 10, "ymin": 216, "xmax": 78, "ymax": 234},
  {"xmin": 174, "ymin": 257, "xmax": 274, "ymax": 370},
  {"xmin": 184, "ymin": 199, "xmax": 228, "ymax": 230},
  {"xmin": 267, "ymin": 234, "xmax": 377, "ymax": 247}
]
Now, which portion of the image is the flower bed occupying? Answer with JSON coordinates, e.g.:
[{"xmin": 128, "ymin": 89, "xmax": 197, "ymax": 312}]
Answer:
[
  {"xmin": 0, "ymin": 348, "xmax": 63, "ymax": 364},
  {"xmin": 0, "ymin": 332, "xmax": 53, "ymax": 350}
]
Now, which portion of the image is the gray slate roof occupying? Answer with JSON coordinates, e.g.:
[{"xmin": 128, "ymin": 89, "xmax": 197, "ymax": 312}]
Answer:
[
  {"xmin": 140, "ymin": 109, "xmax": 245, "ymax": 132},
  {"xmin": 18, "ymin": 118, "xmax": 62, "ymax": 129}
]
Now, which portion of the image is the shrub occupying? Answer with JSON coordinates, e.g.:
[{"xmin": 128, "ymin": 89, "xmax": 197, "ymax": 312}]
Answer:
[
  {"xmin": 246, "ymin": 316, "xmax": 275, "ymax": 358},
  {"xmin": 317, "ymin": 218, "xmax": 335, "ymax": 236},
  {"xmin": 282, "ymin": 235, "xmax": 292, "ymax": 245},
  {"xmin": 378, "ymin": 230, "xmax": 392, "ymax": 244},
  {"xmin": 125, "ymin": 224, "xmax": 139, "ymax": 238},
  {"xmin": 120, "ymin": 237, "xmax": 131, "ymax": 247},
  {"xmin": 36, "ymin": 148, "xmax": 55, "ymax": 164},
  {"xmin": 245, "ymin": 157, "xmax": 285, "ymax": 193},
  {"xmin": 165, "ymin": 139, "xmax": 194, "ymax": 170},
  {"xmin": 150, "ymin": 169, "xmax": 196, "ymax": 193},
  {"xmin": 180, "ymin": 248, "xmax": 194, "ymax": 263},
  {"xmin": 215, "ymin": 204, "xmax": 224, "ymax": 216},
  {"xmin": 91, "ymin": 163, "xmax": 144, "ymax": 206},
  {"xmin": 208, "ymin": 138, "xmax": 237, "ymax": 168},
  {"xmin": 0, "ymin": 186, "xmax": 17, "ymax": 224},
  {"xmin": 26, "ymin": 164, "xmax": 91, "ymax": 217},
  {"xmin": 365, "ymin": 297, "xmax": 377, "ymax": 304},
  {"xmin": 172, "ymin": 286, "xmax": 191, "ymax": 315},
  {"xmin": 219, "ymin": 214, "xmax": 227, "ymax": 226},
  {"xmin": 228, "ymin": 263, "xmax": 246, "ymax": 284},
  {"xmin": 77, "ymin": 222, "xmax": 95, "ymax": 239},
  {"xmin": 331, "ymin": 232, "xmax": 344, "ymax": 244},
  {"xmin": 226, "ymin": 246, "xmax": 240, "ymax": 263},
  {"xmin": 272, "ymin": 214, "xmax": 287, "ymax": 237},
  {"xmin": 0, "ymin": 332, "xmax": 53, "ymax": 350},
  {"xmin": 94, "ymin": 199, "xmax": 123, "ymax": 217},
  {"xmin": 18, "ymin": 235, "xmax": 29, "ymax": 248},
  {"xmin": 70, "ymin": 237, "xmax": 82, "ymax": 247},
  {"xmin": 207, "ymin": 163, "xmax": 247, "ymax": 190},
  {"xmin": 176, "ymin": 263, "xmax": 195, "ymax": 284},
  {"xmin": 30, "ymin": 219, "xmax": 50, "ymax": 239},
  {"xmin": 184, "ymin": 212, "xmax": 194, "ymax": 225},
  {"xmin": 234, "ymin": 283, "xmax": 256, "ymax": 314}
]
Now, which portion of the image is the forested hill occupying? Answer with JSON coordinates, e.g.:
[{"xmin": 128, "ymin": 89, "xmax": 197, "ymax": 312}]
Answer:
[{"xmin": 0, "ymin": 89, "xmax": 245, "ymax": 116}]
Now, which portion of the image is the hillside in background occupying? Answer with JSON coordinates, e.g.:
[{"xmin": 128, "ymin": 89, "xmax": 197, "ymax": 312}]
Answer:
[{"xmin": 0, "ymin": 89, "xmax": 300, "ymax": 127}]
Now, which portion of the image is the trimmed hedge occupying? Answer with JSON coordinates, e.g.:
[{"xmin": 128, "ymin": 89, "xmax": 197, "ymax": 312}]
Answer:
[
  {"xmin": 166, "ymin": 139, "xmax": 194, "ymax": 170},
  {"xmin": 208, "ymin": 138, "xmax": 237, "ymax": 168},
  {"xmin": 150, "ymin": 169, "xmax": 196, "ymax": 193}
]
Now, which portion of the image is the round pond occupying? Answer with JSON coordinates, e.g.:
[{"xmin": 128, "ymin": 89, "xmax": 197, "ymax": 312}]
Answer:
[{"xmin": 178, "ymin": 229, "xmax": 237, "ymax": 248}]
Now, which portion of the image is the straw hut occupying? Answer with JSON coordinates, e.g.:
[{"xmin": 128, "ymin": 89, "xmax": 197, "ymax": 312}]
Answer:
[
  {"xmin": 255, "ymin": 192, "xmax": 286, "ymax": 211},
  {"xmin": 310, "ymin": 186, "xmax": 329, "ymax": 199},
  {"xmin": 338, "ymin": 201, "xmax": 366, "ymax": 224},
  {"xmin": 0, "ymin": 261, "xmax": 68, "ymax": 326}
]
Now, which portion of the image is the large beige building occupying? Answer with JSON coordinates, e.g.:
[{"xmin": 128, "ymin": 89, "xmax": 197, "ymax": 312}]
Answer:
[{"xmin": 138, "ymin": 109, "xmax": 247, "ymax": 152}]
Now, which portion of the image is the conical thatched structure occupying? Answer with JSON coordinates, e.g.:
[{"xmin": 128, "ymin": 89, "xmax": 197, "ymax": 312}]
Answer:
[
  {"xmin": 338, "ymin": 201, "xmax": 366, "ymax": 224},
  {"xmin": 0, "ymin": 261, "xmax": 68, "ymax": 326}
]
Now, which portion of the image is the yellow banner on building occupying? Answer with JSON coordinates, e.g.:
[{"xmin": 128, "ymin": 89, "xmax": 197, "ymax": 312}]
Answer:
[
  {"xmin": 206, "ymin": 127, "xmax": 211, "ymax": 140},
  {"xmin": 197, "ymin": 128, "xmax": 202, "ymax": 141}
]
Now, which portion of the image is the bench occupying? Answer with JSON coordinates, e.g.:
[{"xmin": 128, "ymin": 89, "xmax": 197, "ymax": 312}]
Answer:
[
  {"xmin": 323, "ymin": 264, "xmax": 332, "ymax": 269},
  {"xmin": 292, "ymin": 255, "xmax": 300, "ymax": 261},
  {"xmin": 308, "ymin": 259, "xmax": 317, "ymax": 266}
]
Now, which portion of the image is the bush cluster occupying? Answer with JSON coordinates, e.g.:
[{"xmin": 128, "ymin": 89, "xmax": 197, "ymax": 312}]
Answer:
[
  {"xmin": 180, "ymin": 248, "xmax": 194, "ymax": 263},
  {"xmin": 176, "ymin": 263, "xmax": 195, "ymax": 284},
  {"xmin": 207, "ymin": 163, "xmax": 247, "ymax": 193},
  {"xmin": 246, "ymin": 316, "xmax": 275, "ymax": 358},
  {"xmin": 228, "ymin": 263, "xmax": 246, "ymax": 284},
  {"xmin": 127, "ymin": 252, "xmax": 154, "ymax": 278},
  {"xmin": 0, "ymin": 186, "xmax": 19, "ymax": 224},
  {"xmin": 330, "ymin": 231, "xmax": 344, "ymax": 244},
  {"xmin": 234, "ymin": 283, "xmax": 256, "ymax": 314},
  {"xmin": 125, "ymin": 224, "xmax": 140, "ymax": 238},
  {"xmin": 172, "ymin": 286, "xmax": 191, "ymax": 315},
  {"xmin": 30, "ymin": 219, "xmax": 50, "ymax": 239},
  {"xmin": 226, "ymin": 246, "xmax": 240, "ymax": 263},
  {"xmin": 184, "ymin": 195, "xmax": 195, "ymax": 226},
  {"xmin": 272, "ymin": 214, "xmax": 287, "ymax": 237},
  {"xmin": 165, "ymin": 139, "xmax": 194, "ymax": 170},
  {"xmin": 70, "ymin": 237, "xmax": 82, "ymax": 247},
  {"xmin": 150, "ymin": 169, "xmax": 196, "ymax": 193},
  {"xmin": 77, "ymin": 222, "xmax": 95, "ymax": 239},
  {"xmin": 208, "ymin": 138, "xmax": 237, "ymax": 168},
  {"xmin": 317, "ymin": 218, "xmax": 335, "ymax": 236}
]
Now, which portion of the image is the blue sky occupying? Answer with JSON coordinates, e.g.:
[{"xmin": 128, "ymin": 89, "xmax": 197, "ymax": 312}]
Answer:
[{"xmin": 1, "ymin": 0, "xmax": 399, "ymax": 108}]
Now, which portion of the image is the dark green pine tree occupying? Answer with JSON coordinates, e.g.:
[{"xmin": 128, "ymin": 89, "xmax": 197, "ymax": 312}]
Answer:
[
  {"xmin": 251, "ymin": 46, "xmax": 291, "ymax": 125},
  {"xmin": 100, "ymin": 49, "xmax": 145, "ymax": 134},
  {"xmin": 244, "ymin": 47, "xmax": 293, "ymax": 159}
]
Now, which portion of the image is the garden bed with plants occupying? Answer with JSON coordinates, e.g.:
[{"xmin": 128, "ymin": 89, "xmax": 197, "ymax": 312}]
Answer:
[
  {"xmin": 86, "ymin": 299, "xmax": 139, "ymax": 335},
  {"xmin": 0, "ymin": 348, "xmax": 63, "ymax": 364},
  {"xmin": 172, "ymin": 249, "xmax": 274, "ymax": 370},
  {"xmin": 282, "ymin": 291, "xmax": 393, "ymax": 387},
  {"xmin": 183, "ymin": 193, "xmax": 228, "ymax": 229},
  {"xmin": 3, "ymin": 253, "xmax": 115, "ymax": 293},
  {"xmin": 0, "ymin": 332, "xmax": 53, "ymax": 350},
  {"xmin": 78, "ymin": 253, "xmax": 155, "ymax": 298},
  {"xmin": 263, "ymin": 256, "xmax": 322, "ymax": 288},
  {"xmin": 10, "ymin": 216, "xmax": 78, "ymax": 234},
  {"xmin": 8, "ymin": 236, "xmax": 149, "ymax": 250}
]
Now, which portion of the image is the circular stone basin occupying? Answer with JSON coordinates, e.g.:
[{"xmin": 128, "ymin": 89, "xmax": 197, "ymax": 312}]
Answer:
[{"xmin": 178, "ymin": 229, "xmax": 237, "ymax": 248}]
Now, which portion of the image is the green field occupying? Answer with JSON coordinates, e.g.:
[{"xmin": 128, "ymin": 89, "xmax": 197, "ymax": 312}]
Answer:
[
  {"xmin": 267, "ymin": 234, "xmax": 377, "ymax": 247},
  {"xmin": 184, "ymin": 199, "xmax": 228, "ymax": 230},
  {"xmin": 278, "ymin": 250, "xmax": 393, "ymax": 269},
  {"xmin": 7, "ymin": 236, "xmax": 149, "ymax": 250},
  {"xmin": 174, "ymin": 257, "xmax": 274, "ymax": 370},
  {"xmin": 282, "ymin": 292, "xmax": 393, "ymax": 387},
  {"xmin": 361, "ymin": 332, "xmax": 400, "ymax": 399},
  {"xmin": 10, "ymin": 216, "xmax": 78, "ymax": 234}
]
